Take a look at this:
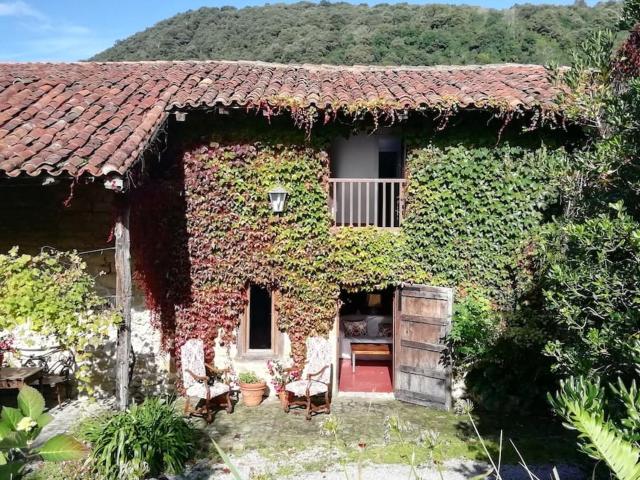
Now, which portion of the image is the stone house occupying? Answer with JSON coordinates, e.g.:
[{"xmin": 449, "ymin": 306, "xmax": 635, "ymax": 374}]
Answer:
[{"xmin": 0, "ymin": 61, "xmax": 568, "ymax": 409}]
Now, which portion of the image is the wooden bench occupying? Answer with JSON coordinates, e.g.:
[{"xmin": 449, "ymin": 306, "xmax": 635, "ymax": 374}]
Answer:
[{"xmin": 350, "ymin": 343, "xmax": 392, "ymax": 373}]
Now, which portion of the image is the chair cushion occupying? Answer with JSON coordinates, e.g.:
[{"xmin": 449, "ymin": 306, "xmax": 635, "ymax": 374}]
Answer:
[
  {"xmin": 186, "ymin": 382, "xmax": 229, "ymax": 399},
  {"xmin": 181, "ymin": 339, "xmax": 207, "ymax": 391},
  {"xmin": 285, "ymin": 380, "xmax": 328, "ymax": 397}
]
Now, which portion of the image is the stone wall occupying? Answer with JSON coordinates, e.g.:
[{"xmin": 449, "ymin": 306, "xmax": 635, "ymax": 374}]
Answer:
[{"xmin": 0, "ymin": 180, "xmax": 170, "ymax": 399}]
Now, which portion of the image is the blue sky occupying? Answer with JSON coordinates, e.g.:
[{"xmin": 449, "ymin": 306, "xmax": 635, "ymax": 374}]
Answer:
[{"xmin": 1, "ymin": 0, "xmax": 597, "ymax": 62}]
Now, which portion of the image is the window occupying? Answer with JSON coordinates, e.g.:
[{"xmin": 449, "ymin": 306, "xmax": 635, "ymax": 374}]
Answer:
[{"xmin": 240, "ymin": 284, "xmax": 279, "ymax": 356}]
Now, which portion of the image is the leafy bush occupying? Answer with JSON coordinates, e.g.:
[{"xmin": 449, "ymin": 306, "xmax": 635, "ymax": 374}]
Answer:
[
  {"xmin": 0, "ymin": 386, "xmax": 86, "ymax": 479},
  {"xmin": 464, "ymin": 314, "xmax": 556, "ymax": 413},
  {"xmin": 238, "ymin": 371, "xmax": 263, "ymax": 384},
  {"xmin": 536, "ymin": 208, "xmax": 640, "ymax": 384},
  {"xmin": 448, "ymin": 287, "xmax": 501, "ymax": 375},
  {"xmin": 0, "ymin": 248, "xmax": 119, "ymax": 391},
  {"xmin": 80, "ymin": 398, "xmax": 195, "ymax": 479}
]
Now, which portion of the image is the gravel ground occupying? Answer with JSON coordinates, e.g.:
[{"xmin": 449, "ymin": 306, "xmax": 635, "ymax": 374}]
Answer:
[
  {"xmin": 171, "ymin": 450, "xmax": 587, "ymax": 480},
  {"xmin": 43, "ymin": 398, "xmax": 588, "ymax": 480}
]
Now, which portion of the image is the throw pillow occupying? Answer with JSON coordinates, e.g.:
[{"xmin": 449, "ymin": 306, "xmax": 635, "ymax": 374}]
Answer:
[
  {"xmin": 378, "ymin": 323, "xmax": 393, "ymax": 337},
  {"xmin": 343, "ymin": 319, "xmax": 367, "ymax": 337}
]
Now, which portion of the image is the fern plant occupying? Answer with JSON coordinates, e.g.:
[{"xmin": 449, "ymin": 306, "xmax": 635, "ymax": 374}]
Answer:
[{"xmin": 550, "ymin": 376, "xmax": 640, "ymax": 480}]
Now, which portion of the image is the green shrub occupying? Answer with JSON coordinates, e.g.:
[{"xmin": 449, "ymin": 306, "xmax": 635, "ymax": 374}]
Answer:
[
  {"xmin": 239, "ymin": 371, "xmax": 263, "ymax": 384},
  {"xmin": 549, "ymin": 374, "xmax": 640, "ymax": 479},
  {"xmin": 464, "ymin": 314, "xmax": 556, "ymax": 413},
  {"xmin": 0, "ymin": 248, "xmax": 118, "ymax": 392},
  {"xmin": 537, "ymin": 208, "xmax": 640, "ymax": 384},
  {"xmin": 448, "ymin": 287, "xmax": 501, "ymax": 375},
  {"xmin": 80, "ymin": 397, "xmax": 195, "ymax": 479}
]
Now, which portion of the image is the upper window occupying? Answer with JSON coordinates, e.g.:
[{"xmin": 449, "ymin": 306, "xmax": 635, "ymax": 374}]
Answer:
[{"xmin": 329, "ymin": 135, "xmax": 405, "ymax": 227}]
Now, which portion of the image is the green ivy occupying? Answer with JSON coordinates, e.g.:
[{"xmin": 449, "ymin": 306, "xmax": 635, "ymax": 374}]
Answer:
[
  {"xmin": 135, "ymin": 118, "xmax": 567, "ymax": 366},
  {"xmin": 403, "ymin": 144, "xmax": 566, "ymax": 305},
  {"xmin": 330, "ymin": 227, "xmax": 427, "ymax": 291}
]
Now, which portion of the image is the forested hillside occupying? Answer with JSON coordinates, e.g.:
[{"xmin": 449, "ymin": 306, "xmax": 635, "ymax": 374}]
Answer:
[{"xmin": 92, "ymin": 1, "xmax": 624, "ymax": 65}]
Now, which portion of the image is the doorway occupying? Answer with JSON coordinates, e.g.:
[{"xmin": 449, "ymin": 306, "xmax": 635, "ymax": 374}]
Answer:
[
  {"xmin": 378, "ymin": 138, "xmax": 403, "ymax": 227},
  {"xmin": 337, "ymin": 288, "xmax": 394, "ymax": 393}
]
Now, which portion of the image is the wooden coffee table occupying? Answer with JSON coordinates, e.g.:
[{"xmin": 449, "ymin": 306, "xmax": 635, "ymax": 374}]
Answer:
[
  {"xmin": 0, "ymin": 367, "xmax": 43, "ymax": 390},
  {"xmin": 350, "ymin": 343, "xmax": 392, "ymax": 373}
]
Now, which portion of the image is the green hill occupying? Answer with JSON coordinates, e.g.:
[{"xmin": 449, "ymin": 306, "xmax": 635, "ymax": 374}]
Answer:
[{"xmin": 92, "ymin": 1, "xmax": 624, "ymax": 65}]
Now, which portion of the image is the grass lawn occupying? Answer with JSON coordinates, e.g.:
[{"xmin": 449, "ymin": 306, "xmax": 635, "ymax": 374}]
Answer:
[{"xmin": 199, "ymin": 397, "xmax": 584, "ymax": 473}]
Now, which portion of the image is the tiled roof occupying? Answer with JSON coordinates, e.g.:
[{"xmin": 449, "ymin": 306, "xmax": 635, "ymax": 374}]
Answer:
[{"xmin": 0, "ymin": 61, "xmax": 558, "ymax": 178}]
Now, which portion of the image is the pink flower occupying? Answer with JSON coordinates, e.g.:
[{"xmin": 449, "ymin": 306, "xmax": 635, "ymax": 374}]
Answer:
[{"xmin": 0, "ymin": 335, "xmax": 15, "ymax": 353}]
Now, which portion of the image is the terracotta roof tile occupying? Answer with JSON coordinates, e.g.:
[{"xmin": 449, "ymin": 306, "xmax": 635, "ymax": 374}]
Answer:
[{"xmin": 0, "ymin": 60, "xmax": 559, "ymax": 178}]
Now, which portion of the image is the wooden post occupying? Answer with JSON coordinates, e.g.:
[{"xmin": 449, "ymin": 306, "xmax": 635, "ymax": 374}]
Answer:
[{"xmin": 115, "ymin": 199, "xmax": 132, "ymax": 410}]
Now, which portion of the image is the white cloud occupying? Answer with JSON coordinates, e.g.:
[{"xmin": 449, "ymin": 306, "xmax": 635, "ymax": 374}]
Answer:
[
  {"xmin": 0, "ymin": 1, "xmax": 45, "ymax": 20},
  {"xmin": 0, "ymin": 1, "xmax": 108, "ymax": 61}
]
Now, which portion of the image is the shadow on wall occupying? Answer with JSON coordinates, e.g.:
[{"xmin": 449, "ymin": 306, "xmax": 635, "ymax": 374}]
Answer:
[
  {"xmin": 0, "ymin": 180, "xmax": 176, "ymax": 402},
  {"xmin": 86, "ymin": 304, "xmax": 174, "ymax": 401},
  {"xmin": 130, "ymin": 141, "xmax": 193, "ymax": 359}
]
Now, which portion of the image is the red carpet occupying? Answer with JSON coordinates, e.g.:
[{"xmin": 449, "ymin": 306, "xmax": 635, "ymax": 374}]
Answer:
[{"xmin": 338, "ymin": 358, "xmax": 393, "ymax": 393}]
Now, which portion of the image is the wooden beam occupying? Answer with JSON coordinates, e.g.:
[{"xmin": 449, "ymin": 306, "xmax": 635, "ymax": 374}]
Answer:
[{"xmin": 115, "ymin": 199, "xmax": 132, "ymax": 410}]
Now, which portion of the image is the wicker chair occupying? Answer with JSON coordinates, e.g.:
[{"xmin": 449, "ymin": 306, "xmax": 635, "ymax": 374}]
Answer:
[
  {"xmin": 181, "ymin": 339, "xmax": 233, "ymax": 423},
  {"xmin": 283, "ymin": 337, "xmax": 332, "ymax": 420}
]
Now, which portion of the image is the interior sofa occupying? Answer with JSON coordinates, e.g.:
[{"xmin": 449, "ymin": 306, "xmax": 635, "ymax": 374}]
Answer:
[{"xmin": 339, "ymin": 314, "xmax": 393, "ymax": 361}]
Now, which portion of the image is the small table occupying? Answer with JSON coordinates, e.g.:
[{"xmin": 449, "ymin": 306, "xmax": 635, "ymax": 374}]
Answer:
[
  {"xmin": 350, "ymin": 343, "xmax": 392, "ymax": 373},
  {"xmin": 0, "ymin": 367, "xmax": 43, "ymax": 390}
]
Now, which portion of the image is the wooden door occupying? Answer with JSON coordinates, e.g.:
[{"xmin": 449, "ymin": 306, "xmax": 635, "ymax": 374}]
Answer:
[{"xmin": 394, "ymin": 284, "xmax": 453, "ymax": 410}]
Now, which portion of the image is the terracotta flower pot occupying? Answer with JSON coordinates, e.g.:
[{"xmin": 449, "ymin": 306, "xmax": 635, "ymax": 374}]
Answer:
[{"xmin": 240, "ymin": 381, "xmax": 267, "ymax": 407}]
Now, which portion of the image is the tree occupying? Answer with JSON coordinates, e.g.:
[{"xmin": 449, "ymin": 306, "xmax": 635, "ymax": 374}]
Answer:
[{"xmin": 90, "ymin": 2, "xmax": 623, "ymax": 66}]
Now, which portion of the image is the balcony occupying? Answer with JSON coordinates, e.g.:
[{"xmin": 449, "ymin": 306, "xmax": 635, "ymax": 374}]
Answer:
[{"xmin": 329, "ymin": 178, "xmax": 406, "ymax": 228}]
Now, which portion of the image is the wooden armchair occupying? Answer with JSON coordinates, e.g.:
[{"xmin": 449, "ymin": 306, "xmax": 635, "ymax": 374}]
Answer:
[
  {"xmin": 181, "ymin": 339, "xmax": 233, "ymax": 423},
  {"xmin": 283, "ymin": 337, "xmax": 332, "ymax": 420}
]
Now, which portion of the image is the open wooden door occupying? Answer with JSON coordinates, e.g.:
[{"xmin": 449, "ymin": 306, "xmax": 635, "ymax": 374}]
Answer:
[{"xmin": 394, "ymin": 284, "xmax": 453, "ymax": 410}]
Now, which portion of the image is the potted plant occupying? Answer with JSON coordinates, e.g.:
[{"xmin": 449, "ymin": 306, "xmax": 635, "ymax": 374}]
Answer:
[
  {"xmin": 266, "ymin": 359, "xmax": 300, "ymax": 407},
  {"xmin": 0, "ymin": 333, "xmax": 15, "ymax": 368},
  {"xmin": 238, "ymin": 371, "xmax": 267, "ymax": 407}
]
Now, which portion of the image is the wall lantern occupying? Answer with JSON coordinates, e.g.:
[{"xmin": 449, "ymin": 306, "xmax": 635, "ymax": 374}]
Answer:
[{"xmin": 268, "ymin": 185, "xmax": 288, "ymax": 213}]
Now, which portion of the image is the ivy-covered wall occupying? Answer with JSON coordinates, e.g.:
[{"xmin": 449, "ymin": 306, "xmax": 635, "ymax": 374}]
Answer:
[
  {"xmin": 133, "ymin": 113, "xmax": 567, "ymax": 366},
  {"xmin": 402, "ymin": 144, "xmax": 566, "ymax": 306}
]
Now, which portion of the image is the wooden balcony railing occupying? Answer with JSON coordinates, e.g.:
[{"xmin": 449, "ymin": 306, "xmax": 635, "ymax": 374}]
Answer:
[{"xmin": 329, "ymin": 178, "xmax": 406, "ymax": 228}]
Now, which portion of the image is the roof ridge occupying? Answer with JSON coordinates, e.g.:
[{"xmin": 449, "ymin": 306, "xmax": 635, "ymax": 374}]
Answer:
[{"xmin": 0, "ymin": 59, "xmax": 552, "ymax": 71}]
